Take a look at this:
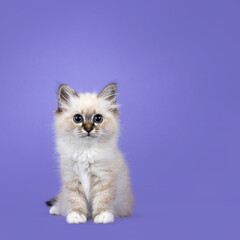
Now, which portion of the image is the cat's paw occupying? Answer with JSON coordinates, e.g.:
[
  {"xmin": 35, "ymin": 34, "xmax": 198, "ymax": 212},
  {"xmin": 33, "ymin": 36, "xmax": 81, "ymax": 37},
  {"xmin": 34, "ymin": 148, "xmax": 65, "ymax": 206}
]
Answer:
[
  {"xmin": 49, "ymin": 206, "xmax": 60, "ymax": 215},
  {"xmin": 94, "ymin": 211, "xmax": 114, "ymax": 224},
  {"xmin": 66, "ymin": 212, "xmax": 87, "ymax": 224}
]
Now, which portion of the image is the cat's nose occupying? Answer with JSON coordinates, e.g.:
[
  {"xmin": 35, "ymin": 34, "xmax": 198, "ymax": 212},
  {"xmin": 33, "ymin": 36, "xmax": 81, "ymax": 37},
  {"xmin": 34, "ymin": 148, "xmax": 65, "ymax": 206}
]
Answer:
[{"xmin": 84, "ymin": 123, "xmax": 93, "ymax": 133}]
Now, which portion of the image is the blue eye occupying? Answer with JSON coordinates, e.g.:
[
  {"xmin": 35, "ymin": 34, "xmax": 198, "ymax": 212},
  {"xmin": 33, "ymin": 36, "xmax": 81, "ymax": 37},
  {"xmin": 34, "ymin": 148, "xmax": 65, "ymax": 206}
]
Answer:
[
  {"xmin": 93, "ymin": 114, "xmax": 103, "ymax": 123},
  {"xmin": 73, "ymin": 114, "xmax": 83, "ymax": 123}
]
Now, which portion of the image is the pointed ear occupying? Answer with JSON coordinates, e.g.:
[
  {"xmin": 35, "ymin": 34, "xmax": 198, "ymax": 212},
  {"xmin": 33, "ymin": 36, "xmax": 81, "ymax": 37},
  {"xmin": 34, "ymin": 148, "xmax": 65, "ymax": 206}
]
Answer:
[
  {"xmin": 98, "ymin": 83, "xmax": 117, "ymax": 104},
  {"xmin": 56, "ymin": 84, "xmax": 78, "ymax": 112}
]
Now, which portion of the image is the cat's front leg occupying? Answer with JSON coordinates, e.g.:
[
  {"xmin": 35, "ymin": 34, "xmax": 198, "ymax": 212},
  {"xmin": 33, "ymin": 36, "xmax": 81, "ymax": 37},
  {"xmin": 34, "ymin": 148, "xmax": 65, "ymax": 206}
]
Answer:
[
  {"xmin": 65, "ymin": 181, "xmax": 88, "ymax": 224},
  {"xmin": 91, "ymin": 175, "xmax": 115, "ymax": 224}
]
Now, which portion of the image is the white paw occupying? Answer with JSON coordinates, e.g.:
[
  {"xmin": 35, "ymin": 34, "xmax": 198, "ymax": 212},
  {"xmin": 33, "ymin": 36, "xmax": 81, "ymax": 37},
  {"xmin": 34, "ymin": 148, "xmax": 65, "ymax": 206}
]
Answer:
[
  {"xmin": 66, "ymin": 212, "xmax": 87, "ymax": 224},
  {"xmin": 94, "ymin": 211, "xmax": 114, "ymax": 224},
  {"xmin": 49, "ymin": 206, "xmax": 60, "ymax": 215}
]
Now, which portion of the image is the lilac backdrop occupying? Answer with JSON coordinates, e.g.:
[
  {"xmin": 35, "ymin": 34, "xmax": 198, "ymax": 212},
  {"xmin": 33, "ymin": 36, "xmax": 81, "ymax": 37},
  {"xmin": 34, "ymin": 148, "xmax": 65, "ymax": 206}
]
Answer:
[{"xmin": 0, "ymin": 0, "xmax": 240, "ymax": 239}]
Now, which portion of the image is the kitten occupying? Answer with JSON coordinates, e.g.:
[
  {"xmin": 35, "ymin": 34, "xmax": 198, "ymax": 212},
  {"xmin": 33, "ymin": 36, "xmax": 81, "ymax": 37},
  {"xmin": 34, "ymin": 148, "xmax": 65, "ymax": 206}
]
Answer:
[{"xmin": 46, "ymin": 83, "xmax": 134, "ymax": 224}]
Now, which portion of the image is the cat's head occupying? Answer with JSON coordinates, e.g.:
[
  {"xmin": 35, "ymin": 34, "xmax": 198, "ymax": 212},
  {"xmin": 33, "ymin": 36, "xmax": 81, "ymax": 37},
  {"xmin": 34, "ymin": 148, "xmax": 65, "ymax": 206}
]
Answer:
[{"xmin": 54, "ymin": 83, "xmax": 119, "ymax": 143}]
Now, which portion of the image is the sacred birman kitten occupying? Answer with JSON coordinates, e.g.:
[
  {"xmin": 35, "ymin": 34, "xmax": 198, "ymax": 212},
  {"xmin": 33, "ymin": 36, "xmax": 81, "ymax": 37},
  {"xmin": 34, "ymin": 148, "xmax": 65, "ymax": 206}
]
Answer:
[{"xmin": 46, "ymin": 83, "xmax": 134, "ymax": 224}]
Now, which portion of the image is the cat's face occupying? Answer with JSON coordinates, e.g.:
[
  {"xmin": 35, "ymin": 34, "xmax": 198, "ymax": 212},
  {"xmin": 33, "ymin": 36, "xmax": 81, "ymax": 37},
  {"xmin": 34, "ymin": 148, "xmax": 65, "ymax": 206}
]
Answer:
[{"xmin": 54, "ymin": 83, "xmax": 119, "ymax": 143}]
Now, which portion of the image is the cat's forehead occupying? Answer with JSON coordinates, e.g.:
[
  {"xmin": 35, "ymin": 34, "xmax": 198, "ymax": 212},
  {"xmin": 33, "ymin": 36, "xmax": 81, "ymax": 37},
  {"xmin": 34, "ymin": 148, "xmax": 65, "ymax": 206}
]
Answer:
[{"xmin": 71, "ymin": 92, "xmax": 105, "ymax": 113}]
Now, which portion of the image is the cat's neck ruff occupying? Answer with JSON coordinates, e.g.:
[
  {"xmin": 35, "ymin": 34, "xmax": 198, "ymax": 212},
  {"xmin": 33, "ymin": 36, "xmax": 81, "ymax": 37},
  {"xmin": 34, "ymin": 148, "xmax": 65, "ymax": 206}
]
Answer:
[{"xmin": 57, "ymin": 134, "xmax": 118, "ymax": 159}]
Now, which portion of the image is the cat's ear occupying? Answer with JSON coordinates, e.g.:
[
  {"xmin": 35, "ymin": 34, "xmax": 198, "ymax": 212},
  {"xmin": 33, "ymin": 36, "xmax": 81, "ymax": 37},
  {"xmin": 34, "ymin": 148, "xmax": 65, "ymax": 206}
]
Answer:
[
  {"xmin": 98, "ymin": 83, "xmax": 117, "ymax": 104},
  {"xmin": 57, "ymin": 84, "xmax": 78, "ymax": 112},
  {"xmin": 98, "ymin": 83, "xmax": 119, "ymax": 114}
]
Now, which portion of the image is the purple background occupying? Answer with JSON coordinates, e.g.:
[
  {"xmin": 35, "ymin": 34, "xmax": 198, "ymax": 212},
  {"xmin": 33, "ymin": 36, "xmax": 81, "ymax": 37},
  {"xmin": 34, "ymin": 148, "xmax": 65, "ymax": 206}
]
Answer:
[{"xmin": 0, "ymin": 0, "xmax": 240, "ymax": 239}]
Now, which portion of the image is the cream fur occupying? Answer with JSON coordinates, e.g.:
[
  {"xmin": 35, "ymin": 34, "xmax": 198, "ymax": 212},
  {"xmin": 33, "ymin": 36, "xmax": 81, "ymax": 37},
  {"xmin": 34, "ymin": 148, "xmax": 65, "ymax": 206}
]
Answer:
[{"xmin": 49, "ymin": 84, "xmax": 134, "ymax": 224}]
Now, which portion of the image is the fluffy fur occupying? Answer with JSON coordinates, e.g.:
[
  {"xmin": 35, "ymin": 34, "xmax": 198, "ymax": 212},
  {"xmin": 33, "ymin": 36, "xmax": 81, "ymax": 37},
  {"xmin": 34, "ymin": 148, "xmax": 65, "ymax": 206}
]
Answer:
[{"xmin": 47, "ymin": 83, "xmax": 134, "ymax": 224}]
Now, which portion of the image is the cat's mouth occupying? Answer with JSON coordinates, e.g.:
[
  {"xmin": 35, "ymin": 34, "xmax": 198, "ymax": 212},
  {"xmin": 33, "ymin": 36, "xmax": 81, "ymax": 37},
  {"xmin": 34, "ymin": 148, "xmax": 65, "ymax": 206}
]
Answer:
[{"xmin": 83, "ymin": 133, "xmax": 96, "ymax": 138}]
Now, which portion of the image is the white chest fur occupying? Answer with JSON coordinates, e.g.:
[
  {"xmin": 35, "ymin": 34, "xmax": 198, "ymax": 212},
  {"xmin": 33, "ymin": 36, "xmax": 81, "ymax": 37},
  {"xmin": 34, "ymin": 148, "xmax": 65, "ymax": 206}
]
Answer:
[{"xmin": 72, "ymin": 148, "xmax": 97, "ymax": 200}]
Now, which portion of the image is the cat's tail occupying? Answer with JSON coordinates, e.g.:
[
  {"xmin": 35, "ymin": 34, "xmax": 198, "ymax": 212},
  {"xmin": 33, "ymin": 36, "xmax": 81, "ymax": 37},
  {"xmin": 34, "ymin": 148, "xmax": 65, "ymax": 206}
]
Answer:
[{"xmin": 45, "ymin": 197, "xmax": 57, "ymax": 207}]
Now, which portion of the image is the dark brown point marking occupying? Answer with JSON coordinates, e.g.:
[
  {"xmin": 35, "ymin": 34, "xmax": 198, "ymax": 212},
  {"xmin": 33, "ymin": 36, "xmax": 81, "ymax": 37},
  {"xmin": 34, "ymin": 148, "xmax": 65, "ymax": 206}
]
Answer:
[
  {"xmin": 57, "ymin": 84, "xmax": 79, "ymax": 113},
  {"xmin": 98, "ymin": 83, "xmax": 117, "ymax": 103}
]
